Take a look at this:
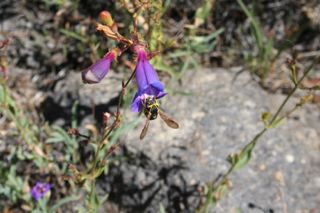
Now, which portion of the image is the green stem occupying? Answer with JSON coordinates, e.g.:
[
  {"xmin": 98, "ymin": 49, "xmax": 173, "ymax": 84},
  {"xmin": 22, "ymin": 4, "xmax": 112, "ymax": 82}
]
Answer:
[
  {"xmin": 200, "ymin": 58, "xmax": 318, "ymax": 212},
  {"xmin": 212, "ymin": 128, "xmax": 267, "ymax": 191},
  {"xmin": 269, "ymin": 61, "xmax": 314, "ymax": 124},
  {"xmin": 89, "ymin": 69, "xmax": 136, "ymax": 174}
]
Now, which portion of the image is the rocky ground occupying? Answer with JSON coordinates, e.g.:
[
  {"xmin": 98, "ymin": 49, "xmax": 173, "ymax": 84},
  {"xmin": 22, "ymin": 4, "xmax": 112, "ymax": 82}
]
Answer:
[
  {"xmin": 1, "ymin": 0, "xmax": 320, "ymax": 212},
  {"xmin": 94, "ymin": 68, "xmax": 320, "ymax": 212}
]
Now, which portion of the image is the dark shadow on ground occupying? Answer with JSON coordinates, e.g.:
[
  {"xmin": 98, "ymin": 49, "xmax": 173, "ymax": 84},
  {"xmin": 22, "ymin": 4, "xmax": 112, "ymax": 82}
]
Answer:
[{"xmin": 97, "ymin": 145, "xmax": 202, "ymax": 213}]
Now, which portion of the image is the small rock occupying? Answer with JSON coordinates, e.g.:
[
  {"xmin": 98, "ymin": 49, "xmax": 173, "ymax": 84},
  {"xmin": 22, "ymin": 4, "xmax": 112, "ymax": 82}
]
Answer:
[
  {"xmin": 259, "ymin": 164, "xmax": 267, "ymax": 171},
  {"xmin": 285, "ymin": 154, "xmax": 295, "ymax": 163},
  {"xmin": 273, "ymin": 171, "xmax": 285, "ymax": 185}
]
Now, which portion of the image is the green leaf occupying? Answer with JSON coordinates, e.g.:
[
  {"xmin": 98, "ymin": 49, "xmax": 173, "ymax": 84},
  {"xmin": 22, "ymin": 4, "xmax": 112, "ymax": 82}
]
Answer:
[
  {"xmin": 212, "ymin": 181, "xmax": 229, "ymax": 200},
  {"xmin": 86, "ymin": 188, "xmax": 100, "ymax": 212},
  {"xmin": 197, "ymin": 184, "xmax": 215, "ymax": 213},
  {"xmin": 237, "ymin": 0, "xmax": 266, "ymax": 54},
  {"xmin": 194, "ymin": 0, "xmax": 214, "ymax": 26},
  {"xmin": 269, "ymin": 117, "xmax": 285, "ymax": 129},
  {"xmin": 0, "ymin": 185, "xmax": 10, "ymax": 196},
  {"xmin": 99, "ymin": 194, "xmax": 109, "ymax": 205},
  {"xmin": 191, "ymin": 28, "xmax": 224, "ymax": 44},
  {"xmin": 59, "ymin": 29, "xmax": 88, "ymax": 43},
  {"xmin": 109, "ymin": 117, "xmax": 141, "ymax": 144},
  {"xmin": 261, "ymin": 112, "xmax": 271, "ymax": 127},
  {"xmin": 90, "ymin": 166, "xmax": 105, "ymax": 179},
  {"xmin": 37, "ymin": 198, "xmax": 49, "ymax": 213},
  {"xmin": 47, "ymin": 126, "xmax": 74, "ymax": 145},
  {"xmin": 235, "ymin": 141, "xmax": 256, "ymax": 170},
  {"xmin": 151, "ymin": 57, "xmax": 178, "ymax": 78},
  {"xmin": 8, "ymin": 104, "xmax": 16, "ymax": 115},
  {"xmin": 163, "ymin": 0, "xmax": 171, "ymax": 12},
  {"xmin": 71, "ymin": 101, "xmax": 79, "ymax": 129},
  {"xmin": 0, "ymin": 84, "xmax": 6, "ymax": 103},
  {"xmin": 50, "ymin": 194, "xmax": 81, "ymax": 211},
  {"xmin": 168, "ymin": 51, "xmax": 190, "ymax": 58},
  {"xmin": 226, "ymin": 154, "xmax": 238, "ymax": 166},
  {"xmin": 228, "ymin": 129, "xmax": 267, "ymax": 170},
  {"xmin": 227, "ymin": 141, "xmax": 257, "ymax": 170},
  {"xmin": 159, "ymin": 203, "xmax": 166, "ymax": 213}
]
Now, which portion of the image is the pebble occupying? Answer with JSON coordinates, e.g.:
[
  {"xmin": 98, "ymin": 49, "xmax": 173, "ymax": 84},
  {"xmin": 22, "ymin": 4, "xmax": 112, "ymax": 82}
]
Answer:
[
  {"xmin": 285, "ymin": 154, "xmax": 295, "ymax": 163},
  {"xmin": 274, "ymin": 171, "xmax": 285, "ymax": 185},
  {"xmin": 259, "ymin": 164, "xmax": 267, "ymax": 171}
]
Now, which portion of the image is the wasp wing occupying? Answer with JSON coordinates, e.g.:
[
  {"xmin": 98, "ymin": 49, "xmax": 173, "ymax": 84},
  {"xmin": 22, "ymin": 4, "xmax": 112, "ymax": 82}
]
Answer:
[
  {"xmin": 159, "ymin": 110, "xmax": 179, "ymax": 129},
  {"xmin": 140, "ymin": 118, "xmax": 150, "ymax": 140}
]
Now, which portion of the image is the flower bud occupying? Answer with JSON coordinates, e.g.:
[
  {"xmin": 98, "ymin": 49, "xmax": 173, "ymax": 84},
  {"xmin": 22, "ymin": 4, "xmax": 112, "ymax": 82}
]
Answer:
[
  {"xmin": 103, "ymin": 112, "xmax": 111, "ymax": 126},
  {"xmin": 99, "ymin": 11, "xmax": 114, "ymax": 27},
  {"xmin": 82, "ymin": 49, "xmax": 119, "ymax": 84}
]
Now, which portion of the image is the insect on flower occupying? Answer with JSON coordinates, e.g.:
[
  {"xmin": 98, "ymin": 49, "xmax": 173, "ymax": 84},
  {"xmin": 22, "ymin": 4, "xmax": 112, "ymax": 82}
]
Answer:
[
  {"xmin": 85, "ymin": 11, "xmax": 180, "ymax": 140},
  {"xmin": 140, "ymin": 95, "xmax": 179, "ymax": 140},
  {"xmin": 130, "ymin": 45, "xmax": 179, "ymax": 139},
  {"xmin": 131, "ymin": 45, "xmax": 166, "ymax": 112}
]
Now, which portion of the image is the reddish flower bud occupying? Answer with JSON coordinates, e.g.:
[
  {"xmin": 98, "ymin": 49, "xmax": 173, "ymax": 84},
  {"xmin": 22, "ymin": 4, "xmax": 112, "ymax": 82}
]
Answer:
[
  {"xmin": 99, "ymin": 11, "xmax": 114, "ymax": 27},
  {"xmin": 103, "ymin": 112, "xmax": 111, "ymax": 126}
]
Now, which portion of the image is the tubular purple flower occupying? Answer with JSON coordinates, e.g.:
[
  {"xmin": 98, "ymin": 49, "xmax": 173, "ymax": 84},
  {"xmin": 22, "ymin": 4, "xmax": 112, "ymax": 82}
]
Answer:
[
  {"xmin": 82, "ymin": 50, "xmax": 117, "ymax": 84},
  {"xmin": 31, "ymin": 182, "xmax": 51, "ymax": 201},
  {"xmin": 131, "ymin": 46, "xmax": 166, "ymax": 112}
]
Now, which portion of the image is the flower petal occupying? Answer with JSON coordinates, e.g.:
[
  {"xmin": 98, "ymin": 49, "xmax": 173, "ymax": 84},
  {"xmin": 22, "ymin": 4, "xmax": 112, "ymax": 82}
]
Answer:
[
  {"xmin": 150, "ymin": 81, "xmax": 164, "ymax": 91},
  {"xmin": 135, "ymin": 59, "xmax": 148, "ymax": 91},
  {"xmin": 156, "ymin": 91, "xmax": 166, "ymax": 99},
  {"xmin": 144, "ymin": 59, "xmax": 160, "ymax": 85},
  {"xmin": 82, "ymin": 54, "xmax": 114, "ymax": 84},
  {"xmin": 131, "ymin": 47, "xmax": 167, "ymax": 113},
  {"xmin": 140, "ymin": 82, "xmax": 165, "ymax": 97},
  {"xmin": 131, "ymin": 93, "xmax": 143, "ymax": 112},
  {"xmin": 31, "ymin": 182, "xmax": 51, "ymax": 201}
]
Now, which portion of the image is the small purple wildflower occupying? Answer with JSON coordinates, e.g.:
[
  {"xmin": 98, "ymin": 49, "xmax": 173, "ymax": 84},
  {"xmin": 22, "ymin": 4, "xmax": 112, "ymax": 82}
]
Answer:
[
  {"xmin": 31, "ymin": 182, "xmax": 51, "ymax": 201},
  {"xmin": 82, "ymin": 50, "xmax": 117, "ymax": 84},
  {"xmin": 131, "ymin": 46, "xmax": 166, "ymax": 112}
]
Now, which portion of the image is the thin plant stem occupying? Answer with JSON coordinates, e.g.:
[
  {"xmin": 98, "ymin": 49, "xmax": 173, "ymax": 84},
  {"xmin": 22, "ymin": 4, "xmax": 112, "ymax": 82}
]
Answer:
[
  {"xmin": 269, "ymin": 61, "xmax": 315, "ymax": 124},
  {"xmin": 212, "ymin": 128, "xmax": 267, "ymax": 188},
  {"xmin": 199, "ymin": 58, "xmax": 318, "ymax": 212},
  {"xmin": 89, "ymin": 69, "xmax": 136, "ymax": 174}
]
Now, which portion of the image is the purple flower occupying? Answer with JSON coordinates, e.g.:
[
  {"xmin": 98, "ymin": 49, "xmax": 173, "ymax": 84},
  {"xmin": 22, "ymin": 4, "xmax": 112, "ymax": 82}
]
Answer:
[
  {"xmin": 131, "ymin": 46, "xmax": 166, "ymax": 112},
  {"xmin": 82, "ymin": 51, "xmax": 116, "ymax": 84},
  {"xmin": 31, "ymin": 182, "xmax": 51, "ymax": 201}
]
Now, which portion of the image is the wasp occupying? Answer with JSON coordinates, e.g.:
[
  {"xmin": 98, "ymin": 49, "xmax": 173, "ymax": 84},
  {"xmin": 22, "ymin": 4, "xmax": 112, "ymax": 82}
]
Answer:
[{"xmin": 140, "ymin": 96, "xmax": 179, "ymax": 140}]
